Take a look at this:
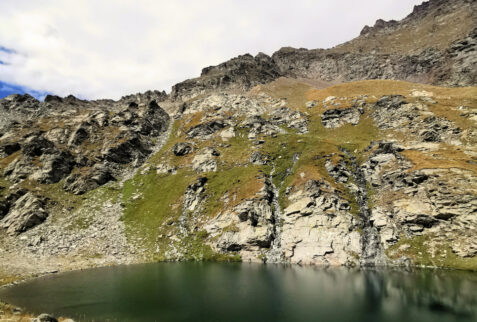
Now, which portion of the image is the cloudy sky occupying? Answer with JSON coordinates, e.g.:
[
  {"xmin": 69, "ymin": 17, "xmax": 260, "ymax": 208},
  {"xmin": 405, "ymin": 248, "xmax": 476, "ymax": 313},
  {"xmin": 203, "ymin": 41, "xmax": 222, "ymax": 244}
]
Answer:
[{"xmin": 0, "ymin": 0, "xmax": 424, "ymax": 100}]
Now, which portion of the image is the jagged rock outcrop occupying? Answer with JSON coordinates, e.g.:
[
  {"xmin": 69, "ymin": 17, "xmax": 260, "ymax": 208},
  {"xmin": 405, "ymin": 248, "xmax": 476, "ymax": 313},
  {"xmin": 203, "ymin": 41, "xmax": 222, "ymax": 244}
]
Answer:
[
  {"xmin": 166, "ymin": 0, "xmax": 476, "ymax": 103},
  {"xmin": 321, "ymin": 107, "xmax": 363, "ymax": 128},
  {"xmin": 171, "ymin": 53, "xmax": 281, "ymax": 101},
  {"xmin": 0, "ymin": 93, "xmax": 171, "ymax": 233},
  {"xmin": 186, "ymin": 120, "xmax": 227, "ymax": 140},
  {"xmin": 0, "ymin": 193, "xmax": 48, "ymax": 235},
  {"xmin": 64, "ymin": 164, "xmax": 115, "ymax": 195},
  {"xmin": 205, "ymin": 178, "xmax": 275, "ymax": 260}
]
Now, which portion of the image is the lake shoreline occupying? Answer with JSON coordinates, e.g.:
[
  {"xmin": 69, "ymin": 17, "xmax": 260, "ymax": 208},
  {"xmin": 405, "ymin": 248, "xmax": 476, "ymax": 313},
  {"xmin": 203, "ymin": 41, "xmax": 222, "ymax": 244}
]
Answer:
[
  {"xmin": 0, "ymin": 257, "xmax": 474, "ymax": 321},
  {"xmin": 1, "ymin": 262, "xmax": 477, "ymax": 322}
]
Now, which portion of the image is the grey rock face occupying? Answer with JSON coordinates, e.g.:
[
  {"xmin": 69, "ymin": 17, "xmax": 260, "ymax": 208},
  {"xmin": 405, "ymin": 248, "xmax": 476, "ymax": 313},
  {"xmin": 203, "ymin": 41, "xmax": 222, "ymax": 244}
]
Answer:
[
  {"xmin": 205, "ymin": 179, "xmax": 275, "ymax": 260},
  {"xmin": 119, "ymin": 90, "xmax": 167, "ymax": 105},
  {"xmin": 102, "ymin": 132, "xmax": 151, "ymax": 164},
  {"xmin": 269, "ymin": 107, "xmax": 309, "ymax": 133},
  {"xmin": 192, "ymin": 147, "xmax": 219, "ymax": 173},
  {"xmin": 373, "ymin": 95, "xmax": 461, "ymax": 144},
  {"xmin": 22, "ymin": 135, "xmax": 56, "ymax": 157},
  {"xmin": 171, "ymin": 53, "xmax": 281, "ymax": 101},
  {"xmin": 0, "ymin": 94, "xmax": 40, "ymax": 112},
  {"xmin": 321, "ymin": 107, "xmax": 362, "ymax": 128},
  {"xmin": 441, "ymin": 27, "xmax": 477, "ymax": 86},
  {"xmin": 0, "ymin": 91, "xmax": 171, "ymax": 238},
  {"xmin": 271, "ymin": 24, "xmax": 476, "ymax": 88},
  {"xmin": 33, "ymin": 150, "xmax": 76, "ymax": 184},
  {"xmin": 64, "ymin": 164, "xmax": 115, "ymax": 195},
  {"xmin": 183, "ymin": 176, "xmax": 208, "ymax": 213},
  {"xmin": 0, "ymin": 192, "xmax": 48, "ymax": 235},
  {"xmin": 325, "ymin": 159, "xmax": 352, "ymax": 183},
  {"xmin": 279, "ymin": 179, "xmax": 360, "ymax": 266}
]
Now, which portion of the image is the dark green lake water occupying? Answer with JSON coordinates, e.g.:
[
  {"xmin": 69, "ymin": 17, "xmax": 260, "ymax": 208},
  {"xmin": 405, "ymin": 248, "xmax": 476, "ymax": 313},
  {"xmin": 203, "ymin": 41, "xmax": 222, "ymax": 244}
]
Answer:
[{"xmin": 1, "ymin": 263, "xmax": 476, "ymax": 322}]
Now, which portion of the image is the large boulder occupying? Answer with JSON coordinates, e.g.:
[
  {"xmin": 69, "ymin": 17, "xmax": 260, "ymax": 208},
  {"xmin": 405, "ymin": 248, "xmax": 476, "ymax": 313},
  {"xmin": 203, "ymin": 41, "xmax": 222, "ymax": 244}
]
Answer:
[
  {"xmin": 33, "ymin": 313, "xmax": 58, "ymax": 322},
  {"xmin": 172, "ymin": 142, "xmax": 193, "ymax": 156},
  {"xmin": 186, "ymin": 120, "xmax": 226, "ymax": 139},
  {"xmin": 0, "ymin": 192, "xmax": 48, "ymax": 235}
]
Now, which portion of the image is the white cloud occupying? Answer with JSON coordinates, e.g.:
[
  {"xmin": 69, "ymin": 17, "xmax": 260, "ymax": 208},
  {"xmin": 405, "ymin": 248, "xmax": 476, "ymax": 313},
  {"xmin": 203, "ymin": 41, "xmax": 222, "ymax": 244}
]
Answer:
[{"xmin": 0, "ymin": 0, "xmax": 424, "ymax": 100}]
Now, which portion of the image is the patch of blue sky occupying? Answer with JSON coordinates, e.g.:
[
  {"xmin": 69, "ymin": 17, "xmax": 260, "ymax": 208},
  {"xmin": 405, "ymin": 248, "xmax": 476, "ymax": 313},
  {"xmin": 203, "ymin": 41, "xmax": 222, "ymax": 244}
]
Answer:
[{"xmin": 0, "ymin": 80, "xmax": 50, "ymax": 100}]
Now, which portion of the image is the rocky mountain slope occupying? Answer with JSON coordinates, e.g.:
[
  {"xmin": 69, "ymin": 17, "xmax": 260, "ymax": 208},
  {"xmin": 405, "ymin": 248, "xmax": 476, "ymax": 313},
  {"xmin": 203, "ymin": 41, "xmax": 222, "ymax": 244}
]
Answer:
[
  {"xmin": 0, "ymin": 0, "xmax": 476, "ymax": 282},
  {"xmin": 172, "ymin": 0, "xmax": 476, "ymax": 101}
]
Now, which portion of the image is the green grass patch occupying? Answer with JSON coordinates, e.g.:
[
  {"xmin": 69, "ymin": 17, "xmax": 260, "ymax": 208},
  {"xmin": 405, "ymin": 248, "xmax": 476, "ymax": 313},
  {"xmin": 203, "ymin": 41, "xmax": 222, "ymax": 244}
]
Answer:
[
  {"xmin": 387, "ymin": 234, "xmax": 477, "ymax": 271},
  {"xmin": 202, "ymin": 165, "xmax": 262, "ymax": 218},
  {"xmin": 121, "ymin": 168, "xmax": 195, "ymax": 250},
  {"xmin": 179, "ymin": 230, "xmax": 242, "ymax": 262}
]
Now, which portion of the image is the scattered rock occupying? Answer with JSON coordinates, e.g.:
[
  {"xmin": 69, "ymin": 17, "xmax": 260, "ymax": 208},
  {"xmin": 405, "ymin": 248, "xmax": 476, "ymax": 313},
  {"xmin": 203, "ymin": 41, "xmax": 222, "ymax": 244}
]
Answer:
[
  {"xmin": 172, "ymin": 142, "xmax": 193, "ymax": 156},
  {"xmin": 250, "ymin": 151, "xmax": 269, "ymax": 165},
  {"xmin": 322, "ymin": 107, "xmax": 362, "ymax": 128}
]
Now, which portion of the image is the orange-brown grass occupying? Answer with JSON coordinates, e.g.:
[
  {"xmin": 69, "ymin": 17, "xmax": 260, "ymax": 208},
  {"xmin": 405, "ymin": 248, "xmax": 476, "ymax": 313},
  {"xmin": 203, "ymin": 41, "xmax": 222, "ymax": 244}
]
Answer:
[
  {"xmin": 254, "ymin": 77, "xmax": 312, "ymax": 111},
  {"xmin": 402, "ymin": 148, "xmax": 477, "ymax": 174},
  {"xmin": 306, "ymin": 80, "xmax": 477, "ymax": 103}
]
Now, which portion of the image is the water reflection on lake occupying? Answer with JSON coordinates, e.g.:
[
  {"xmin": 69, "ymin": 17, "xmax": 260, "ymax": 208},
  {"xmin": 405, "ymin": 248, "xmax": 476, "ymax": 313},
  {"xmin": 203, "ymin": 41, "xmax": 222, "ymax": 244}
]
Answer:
[{"xmin": 0, "ymin": 263, "xmax": 476, "ymax": 322}]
